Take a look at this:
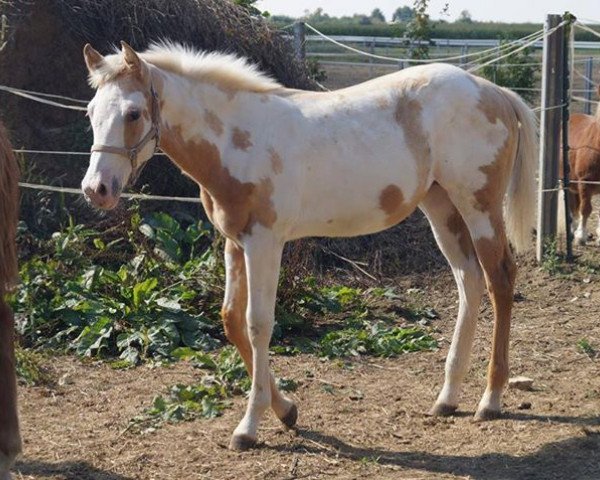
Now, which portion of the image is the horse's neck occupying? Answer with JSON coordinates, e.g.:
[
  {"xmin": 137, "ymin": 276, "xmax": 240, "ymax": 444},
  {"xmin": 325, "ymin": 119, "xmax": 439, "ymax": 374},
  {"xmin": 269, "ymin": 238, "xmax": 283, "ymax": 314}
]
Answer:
[{"xmin": 154, "ymin": 69, "xmax": 240, "ymax": 190}]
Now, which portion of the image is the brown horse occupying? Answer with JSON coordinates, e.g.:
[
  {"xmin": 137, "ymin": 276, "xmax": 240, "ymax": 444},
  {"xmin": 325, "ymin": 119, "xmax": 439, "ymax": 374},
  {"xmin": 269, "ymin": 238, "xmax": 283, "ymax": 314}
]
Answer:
[
  {"xmin": 567, "ymin": 94, "xmax": 600, "ymax": 245},
  {"xmin": 0, "ymin": 121, "xmax": 21, "ymax": 480}
]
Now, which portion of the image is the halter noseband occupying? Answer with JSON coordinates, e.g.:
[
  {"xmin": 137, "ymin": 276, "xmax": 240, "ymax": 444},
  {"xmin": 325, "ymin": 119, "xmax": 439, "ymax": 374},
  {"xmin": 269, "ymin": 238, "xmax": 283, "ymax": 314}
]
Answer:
[{"xmin": 90, "ymin": 83, "xmax": 161, "ymax": 171}]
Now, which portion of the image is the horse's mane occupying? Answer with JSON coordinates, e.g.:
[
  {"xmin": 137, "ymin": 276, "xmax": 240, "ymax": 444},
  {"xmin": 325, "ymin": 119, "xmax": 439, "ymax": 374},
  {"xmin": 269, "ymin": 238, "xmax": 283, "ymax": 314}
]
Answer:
[
  {"xmin": 0, "ymin": 121, "xmax": 19, "ymax": 295},
  {"xmin": 89, "ymin": 41, "xmax": 281, "ymax": 94}
]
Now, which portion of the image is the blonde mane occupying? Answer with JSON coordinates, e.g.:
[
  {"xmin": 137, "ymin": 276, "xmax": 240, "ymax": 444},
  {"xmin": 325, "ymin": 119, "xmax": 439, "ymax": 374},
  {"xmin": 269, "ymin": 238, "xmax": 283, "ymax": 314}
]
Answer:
[{"xmin": 89, "ymin": 42, "xmax": 281, "ymax": 93}]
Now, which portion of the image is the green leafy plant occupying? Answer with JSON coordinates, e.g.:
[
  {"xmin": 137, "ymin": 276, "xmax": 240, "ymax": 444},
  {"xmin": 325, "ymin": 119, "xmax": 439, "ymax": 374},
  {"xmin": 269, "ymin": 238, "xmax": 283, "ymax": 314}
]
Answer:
[
  {"xmin": 577, "ymin": 338, "xmax": 596, "ymax": 358},
  {"xmin": 320, "ymin": 322, "xmax": 437, "ymax": 358},
  {"xmin": 131, "ymin": 346, "xmax": 250, "ymax": 430},
  {"xmin": 541, "ymin": 239, "xmax": 567, "ymax": 276},
  {"xmin": 11, "ymin": 210, "xmax": 223, "ymax": 363},
  {"xmin": 15, "ymin": 346, "xmax": 51, "ymax": 386}
]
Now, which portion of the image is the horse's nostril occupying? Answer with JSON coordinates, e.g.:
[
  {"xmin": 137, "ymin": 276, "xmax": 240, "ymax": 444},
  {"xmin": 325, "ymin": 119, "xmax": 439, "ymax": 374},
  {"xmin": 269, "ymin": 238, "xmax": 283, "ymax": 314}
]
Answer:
[{"xmin": 97, "ymin": 183, "xmax": 107, "ymax": 197}]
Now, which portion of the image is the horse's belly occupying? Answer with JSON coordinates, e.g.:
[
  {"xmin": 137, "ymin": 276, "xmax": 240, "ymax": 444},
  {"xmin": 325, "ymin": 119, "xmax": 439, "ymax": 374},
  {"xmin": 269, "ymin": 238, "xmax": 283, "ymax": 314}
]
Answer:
[{"xmin": 288, "ymin": 213, "xmax": 390, "ymax": 240}]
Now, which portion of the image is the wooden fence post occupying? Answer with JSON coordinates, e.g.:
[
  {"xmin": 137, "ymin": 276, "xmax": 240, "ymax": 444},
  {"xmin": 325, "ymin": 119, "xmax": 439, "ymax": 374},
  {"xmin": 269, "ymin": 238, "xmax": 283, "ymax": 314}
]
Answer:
[
  {"xmin": 293, "ymin": 22, "xmax": 306, "ymax": 61},
  {"xmin": 584, "ymin": 57, "xmax": 593, "ymax": 115},
  {"xmin": 536, "ymin": 14, "xmax": 565, "ymax": 262}
]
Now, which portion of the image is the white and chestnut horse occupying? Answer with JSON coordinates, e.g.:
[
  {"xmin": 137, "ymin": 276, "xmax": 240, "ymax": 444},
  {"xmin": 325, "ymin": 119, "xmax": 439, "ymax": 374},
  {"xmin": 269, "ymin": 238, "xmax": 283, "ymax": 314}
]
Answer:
[
  {"xmin": 81, "ymin": 42, "xmax": 537, "ymax": 450},
  {"xmin": 0, "ymin": 121, "xmax": 21, "ymax": 480}
]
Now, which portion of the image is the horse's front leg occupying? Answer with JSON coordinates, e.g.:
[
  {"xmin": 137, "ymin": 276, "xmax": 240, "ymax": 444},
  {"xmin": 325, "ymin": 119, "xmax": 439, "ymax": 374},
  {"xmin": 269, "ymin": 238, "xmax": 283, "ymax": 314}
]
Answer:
[
  {"xmin": 221, "ymin": 239, "xmax": 296, "ymax": 438},
  {"xmin": 0, "ymin": 301, "xmax": 21, "ymax": 480},
  {"xmin": 230, "ymin": 231, "xmax": 284, "ymax": 450}
]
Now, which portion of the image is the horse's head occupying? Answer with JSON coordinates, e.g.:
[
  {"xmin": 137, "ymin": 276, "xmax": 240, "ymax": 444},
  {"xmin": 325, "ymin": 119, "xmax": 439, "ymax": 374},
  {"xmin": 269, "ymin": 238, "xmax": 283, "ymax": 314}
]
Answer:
[{"xmin": 82, "ymin": 42, "xmax": 160, "ymax": 210}]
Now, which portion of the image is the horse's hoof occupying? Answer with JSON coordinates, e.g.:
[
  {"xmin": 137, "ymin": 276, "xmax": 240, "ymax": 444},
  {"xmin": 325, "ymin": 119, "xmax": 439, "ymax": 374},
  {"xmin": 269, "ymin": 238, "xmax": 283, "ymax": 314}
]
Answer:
[
  {"xmin": 229, "ymin": 434, "xmax": 257, "ymax": 451},
  {"xmin": 280, "ymin": 403, "xmax": 298, "ymax": 429},
  {"xmin": 428, "ymin": 403, "xmax": 457, "ymax": 417},
  {"xmin": 473, "ymin": 407, "xmax": 501, "ymax": 422}
]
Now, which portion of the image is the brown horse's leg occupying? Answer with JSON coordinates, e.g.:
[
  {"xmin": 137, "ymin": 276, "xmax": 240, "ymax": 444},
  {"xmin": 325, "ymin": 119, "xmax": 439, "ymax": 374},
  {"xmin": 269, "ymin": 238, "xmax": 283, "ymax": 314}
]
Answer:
[
  {"xmin": 221, "ymin": 239, "xmax": 296, "ymax": 429},
  {"xmin": 574, "ymin": 185, "xmax": 593, "ymax": 245},
  {"xmin": 568, "ymin": 188, "xmax": 579, "ymax": 235},
  {"xmin": 0, "ymin": 300, "xmax": 21, "ymax": 478},
  {"xmin": 420, "ymin": 184, "xmax": 485, "ymax": 416}
]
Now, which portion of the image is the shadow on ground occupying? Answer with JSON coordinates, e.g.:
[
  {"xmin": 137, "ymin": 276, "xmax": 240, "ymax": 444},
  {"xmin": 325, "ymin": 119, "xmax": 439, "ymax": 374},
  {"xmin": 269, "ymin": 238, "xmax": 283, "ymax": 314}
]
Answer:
[
  {"xmin": 273, "ymin": 416, "xmax": 600, "ymax": 480},
  {"xmin": 14, "ymin": 460, "xmax": 133, "ymax": 480}
]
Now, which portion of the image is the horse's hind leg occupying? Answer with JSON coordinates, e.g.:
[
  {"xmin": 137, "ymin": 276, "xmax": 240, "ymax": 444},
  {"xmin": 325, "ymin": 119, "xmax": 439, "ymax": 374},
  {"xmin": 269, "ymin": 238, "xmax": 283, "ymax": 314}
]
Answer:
[
  {"xmin": 0, "ymin": 300, "xmax": 21, "ymax": 480},
  {"xmin": 420, "ymin": 184, "xmax": 485, "ymax": 415},
  {"xmin": 574, "ymin": 185, "xmax": 592, "ymax": 245},
  {"xmin": 446, "ymin": 198, "xmax": 516, "ymax": 420},
  {"xmin": 221, "ymin": 239, "xmax": 296, "ymax": 432}
]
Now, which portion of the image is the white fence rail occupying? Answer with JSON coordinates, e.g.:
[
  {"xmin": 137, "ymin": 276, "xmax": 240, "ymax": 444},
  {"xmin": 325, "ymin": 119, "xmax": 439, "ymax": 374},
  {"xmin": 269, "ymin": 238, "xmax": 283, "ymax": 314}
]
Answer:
[{"xmin": 306, "ymin": 35, "xmax": 600, "ymax": 50}]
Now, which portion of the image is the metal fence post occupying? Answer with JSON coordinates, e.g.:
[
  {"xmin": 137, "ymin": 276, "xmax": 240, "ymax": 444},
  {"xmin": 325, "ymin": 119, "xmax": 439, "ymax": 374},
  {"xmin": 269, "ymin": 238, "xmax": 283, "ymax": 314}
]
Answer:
[
  {"xmin": 293, "ymin": 22, "xmax": 306, "ymax": 61},
  {"xmin": 584, "ymin": 57, "xmax": 593, "ymax": 115},
  {"xmin": 536, "ymin": 14, "xmax": 565, "ymax": 262},
  {"xmin": 460, "ymin": 44, "xmax": 468, "ymax": 66},
  {"xmin": 369, "ymin": 39, "xmax": 375, "ymax": 77}
]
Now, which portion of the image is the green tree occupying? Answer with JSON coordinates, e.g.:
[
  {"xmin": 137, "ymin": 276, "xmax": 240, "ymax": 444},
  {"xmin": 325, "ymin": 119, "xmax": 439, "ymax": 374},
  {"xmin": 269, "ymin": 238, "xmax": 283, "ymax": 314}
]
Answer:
[
  {"xmin": 233, "ymin": 0, "xmax": 268, "ymax": 17},
  {"xmin": 457, "ymin": 10, "xmax": 473, "ymax": 23},
  {"xmin": 371, "ymin": 8, "xmax": 386, "ymax": 23},
  {"xmin": 480, "ymin": 43, "xmax": 538, "ymax": 102},
  {"xmin": 393, "ymin": 5, "xmax": 415, "ymax": 22},
  {"xmin": 303, "ymin": 8, "xmax": 330, "ymax": 23},
  {"xmin": 405, "ymin": 0, "xmax": 431, "ymax": 59}
]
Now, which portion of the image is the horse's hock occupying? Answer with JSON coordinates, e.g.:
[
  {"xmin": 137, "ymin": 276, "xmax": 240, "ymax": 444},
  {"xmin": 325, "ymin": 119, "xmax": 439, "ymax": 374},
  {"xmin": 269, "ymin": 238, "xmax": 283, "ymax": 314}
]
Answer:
[{"xmin": 0, "ymin": 0, "xmax": 316, "ymax": 200}]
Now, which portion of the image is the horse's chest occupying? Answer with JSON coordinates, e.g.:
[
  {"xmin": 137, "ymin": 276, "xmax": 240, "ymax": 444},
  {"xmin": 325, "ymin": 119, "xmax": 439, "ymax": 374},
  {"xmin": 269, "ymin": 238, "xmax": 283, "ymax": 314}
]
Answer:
[{"xmin": 200, "ymin": 190, "xmax": 248, "ymax": 239}]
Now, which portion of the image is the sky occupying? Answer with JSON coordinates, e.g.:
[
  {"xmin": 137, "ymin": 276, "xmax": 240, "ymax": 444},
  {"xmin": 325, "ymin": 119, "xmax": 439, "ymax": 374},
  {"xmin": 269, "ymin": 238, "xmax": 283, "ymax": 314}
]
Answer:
[{"xmin": 257, "ymin": 0, "xmax": 599, "ymax": 24}]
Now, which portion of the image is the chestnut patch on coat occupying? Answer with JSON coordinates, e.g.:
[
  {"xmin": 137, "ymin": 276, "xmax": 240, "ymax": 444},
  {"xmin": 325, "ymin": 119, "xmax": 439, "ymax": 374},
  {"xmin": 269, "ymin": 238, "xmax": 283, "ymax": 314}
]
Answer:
[
  {"xmin": 268, "ymin": 147, "xmax": 283, "ymax": 174},
  {"xmin": 473, "ymin": 236, "xmax": 516, "ymax": 392},
  {"xmin": 204, "ymin": 110, "xmax": 224, "ymax": 137},
  {"xmin": 471, "ymin": 80, "xmax": 518, "ymax": 214},
  {"xmin": 232, "ymin": 127, "xmax": 253, "ymax": 151},
  {"xmin": 117, "ymin": 76, "xmax": 152, "ymax": 151},
  {"xmin": 379, "ymin": 184, "xmax": 412, "ymax": 225},
  {"xmin": 160, "ymin": 126, "xmax": 276, "ymax": 238},
  {"xmin": 395, "ymin": 97, "xmax": 430, "ymax": 168},
  {"xmin": 446, "ymin": 208, "xmax": 474, "ymax": 260},
  {"xmin": 221, "ymin": 240, "xmax": 252, "ymax": 373},
  {"xmin": 377, "ymin": 97, "xmax": 390, "ymax": 110}
]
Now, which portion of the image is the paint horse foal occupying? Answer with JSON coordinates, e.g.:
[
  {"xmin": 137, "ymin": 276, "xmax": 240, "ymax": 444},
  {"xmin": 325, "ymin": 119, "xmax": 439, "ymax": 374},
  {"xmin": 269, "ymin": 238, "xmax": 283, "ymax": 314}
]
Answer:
[
  {"xmin": 0, "ymin": 122, "xmax": 21, "ymax": 480},
  {"xmin": 81, "ymin": 42, "xmax": 537, "ymax": 450},
  {"xmin": 567, "ymin": 91, "xmax": 600, "ymax": 245}
]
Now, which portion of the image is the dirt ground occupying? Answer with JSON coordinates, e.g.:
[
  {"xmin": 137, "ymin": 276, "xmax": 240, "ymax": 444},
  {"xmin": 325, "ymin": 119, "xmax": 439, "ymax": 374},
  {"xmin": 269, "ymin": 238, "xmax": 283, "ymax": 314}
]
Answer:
[{"xmin": 10, "ymin": 245, "xmax": 600, "ymax": 480}]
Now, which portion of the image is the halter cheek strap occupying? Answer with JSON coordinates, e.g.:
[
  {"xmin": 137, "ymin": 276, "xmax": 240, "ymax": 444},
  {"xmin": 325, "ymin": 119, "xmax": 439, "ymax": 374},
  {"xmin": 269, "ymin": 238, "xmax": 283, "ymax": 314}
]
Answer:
[{"xmin": 91, "ymin": 83, "xmax": 161, "ymax": 171}]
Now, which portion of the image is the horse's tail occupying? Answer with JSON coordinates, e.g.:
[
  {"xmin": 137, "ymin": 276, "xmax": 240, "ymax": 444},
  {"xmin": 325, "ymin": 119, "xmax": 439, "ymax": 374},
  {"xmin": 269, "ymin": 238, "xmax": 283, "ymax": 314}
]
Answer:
[
  {"xmin": 0, "ymin": 122, "xmax": 19, "ymax": 297},
  {"xmin": 502, "ymin": 87, "xmax": 538, "ymax": 254}
]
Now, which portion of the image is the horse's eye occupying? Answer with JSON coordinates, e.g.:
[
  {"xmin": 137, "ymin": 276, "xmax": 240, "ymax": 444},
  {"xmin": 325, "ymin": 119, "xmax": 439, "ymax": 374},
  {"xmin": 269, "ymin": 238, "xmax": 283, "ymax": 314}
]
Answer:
[{"xmin": 126, "ymin": 110, "xmax": 141, "ymax": 122}]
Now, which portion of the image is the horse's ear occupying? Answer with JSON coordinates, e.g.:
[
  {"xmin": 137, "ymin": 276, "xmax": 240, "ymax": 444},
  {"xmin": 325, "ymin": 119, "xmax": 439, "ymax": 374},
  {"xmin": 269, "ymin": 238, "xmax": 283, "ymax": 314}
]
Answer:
[
  {"xmin": 121, "ymin": 41, "xmax": 141, "ymax": 71},
  {"xmin": 83, "ymin": 44, "xmax": 104, "ymax": 72}
]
